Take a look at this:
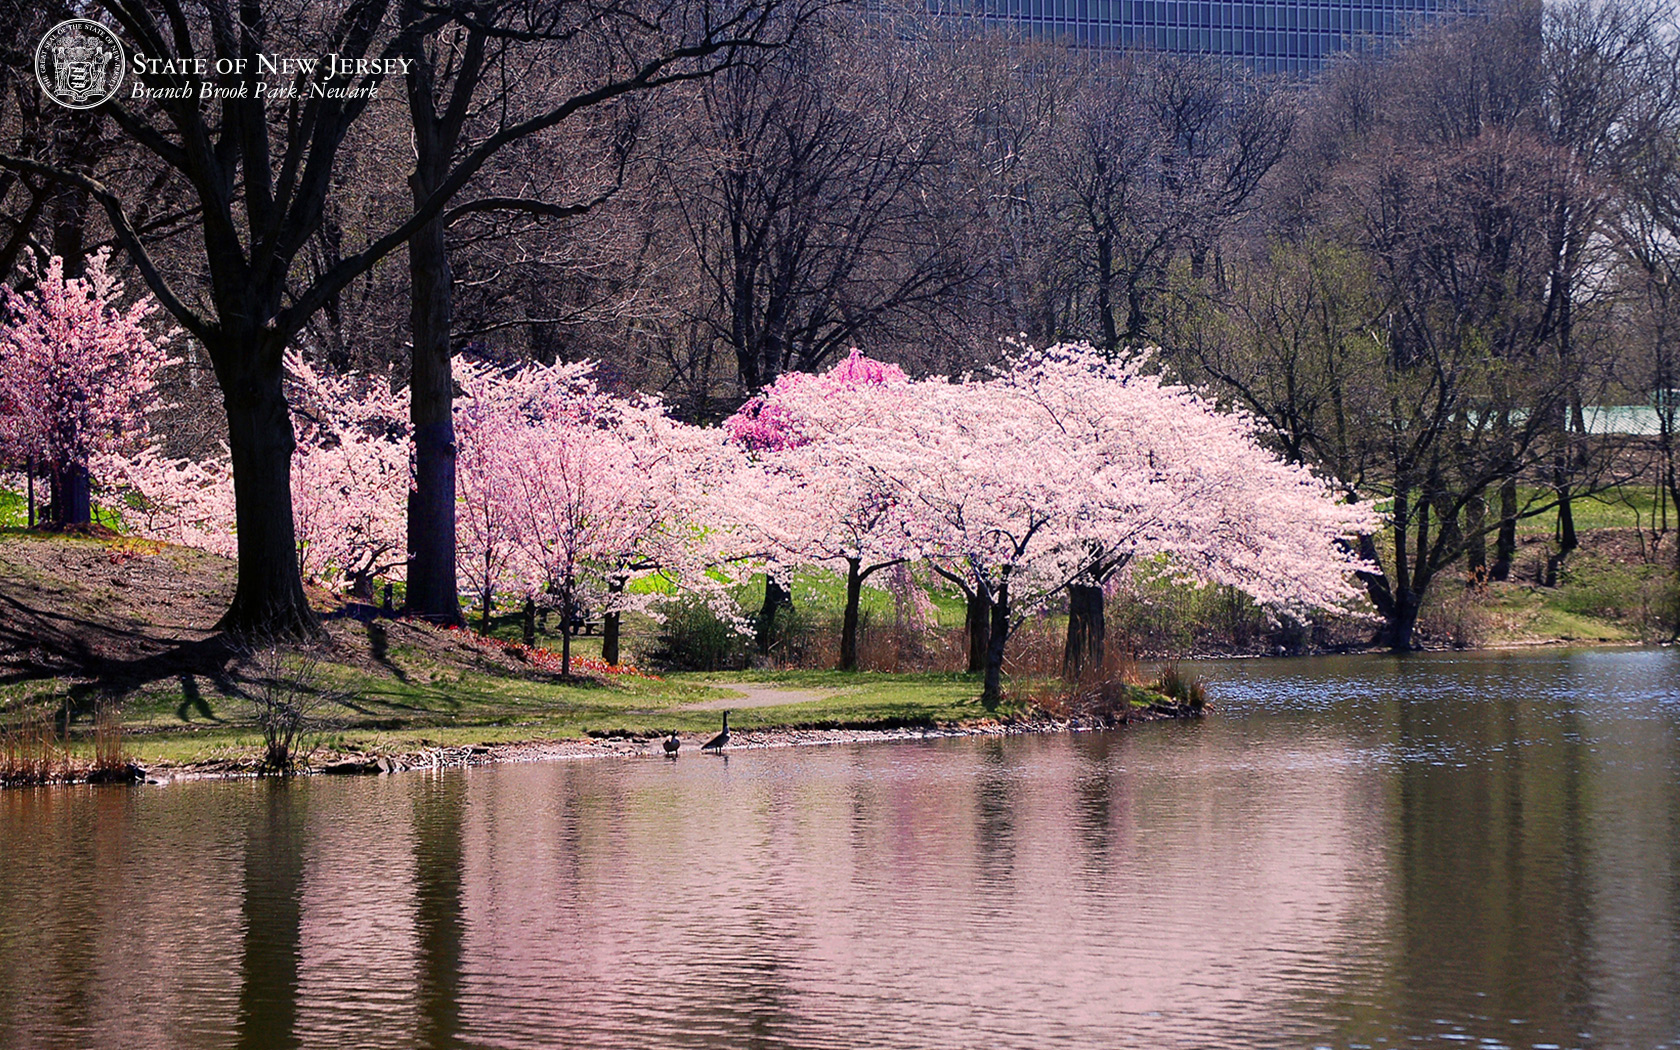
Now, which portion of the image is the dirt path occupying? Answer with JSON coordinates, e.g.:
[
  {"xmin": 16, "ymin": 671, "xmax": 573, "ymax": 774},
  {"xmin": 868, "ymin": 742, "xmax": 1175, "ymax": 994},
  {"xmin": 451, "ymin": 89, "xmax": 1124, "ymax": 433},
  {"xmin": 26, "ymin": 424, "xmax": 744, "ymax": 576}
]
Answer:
[{"xmin": 681, "ymin": 683, "xmax": 847, "ymax": 711}]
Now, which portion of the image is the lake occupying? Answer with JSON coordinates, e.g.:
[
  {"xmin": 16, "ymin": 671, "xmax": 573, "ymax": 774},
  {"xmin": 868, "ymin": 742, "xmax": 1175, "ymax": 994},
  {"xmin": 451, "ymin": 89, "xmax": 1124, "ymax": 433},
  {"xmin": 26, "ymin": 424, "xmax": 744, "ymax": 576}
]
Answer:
[{"xmin": 1, "ymin": 648, "xmax": 1677, "ymax": 1049}]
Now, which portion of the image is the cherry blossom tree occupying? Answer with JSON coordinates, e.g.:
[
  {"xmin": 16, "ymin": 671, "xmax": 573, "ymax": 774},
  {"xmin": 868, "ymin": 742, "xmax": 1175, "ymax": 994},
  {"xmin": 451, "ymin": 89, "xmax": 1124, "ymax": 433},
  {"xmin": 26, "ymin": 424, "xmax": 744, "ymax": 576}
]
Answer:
[
  {"xmin": 103, "ymin": 354, "xmax": 411, "ymax": 596},
  {"xmin": 756, "ymin": 344, "xmax": 1375, "ymax": 703},
  {"xmin": 284, "ymin": 353, "xmax": 411, "ymax": 599},
  {"xmin": 454, "ymin": 358, "xmax": 743, "ymax": 672},
  {"xmin": 101, "ymin": 448, "xmax": 237, "ymax": 557},
  {"xmin": 0, "ymin": 251, "xmax": 172, "ymax": 527},
  {"xmin": 725, "ymin": 348, "xmax": 922, "ymax": 668}
]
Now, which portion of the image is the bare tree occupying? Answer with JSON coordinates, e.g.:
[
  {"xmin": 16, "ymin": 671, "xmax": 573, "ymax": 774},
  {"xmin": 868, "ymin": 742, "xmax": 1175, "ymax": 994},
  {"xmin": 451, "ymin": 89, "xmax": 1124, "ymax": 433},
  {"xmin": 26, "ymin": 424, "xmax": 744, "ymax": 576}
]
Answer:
[
  {"xmin": 664, "ymin": 12, "xmax": 968, "ymax": 395},
  {"xmin": 2, "ymin": 0, "xmax": 806, "ymax": 636}
]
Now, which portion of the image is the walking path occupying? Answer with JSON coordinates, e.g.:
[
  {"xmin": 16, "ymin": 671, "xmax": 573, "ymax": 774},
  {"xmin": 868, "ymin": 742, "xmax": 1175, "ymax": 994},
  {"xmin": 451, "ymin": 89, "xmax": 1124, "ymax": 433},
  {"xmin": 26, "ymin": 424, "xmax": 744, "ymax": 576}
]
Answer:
[{"xmin": 680, "ymin": 683, "xmax": 847, "ymax": 711}]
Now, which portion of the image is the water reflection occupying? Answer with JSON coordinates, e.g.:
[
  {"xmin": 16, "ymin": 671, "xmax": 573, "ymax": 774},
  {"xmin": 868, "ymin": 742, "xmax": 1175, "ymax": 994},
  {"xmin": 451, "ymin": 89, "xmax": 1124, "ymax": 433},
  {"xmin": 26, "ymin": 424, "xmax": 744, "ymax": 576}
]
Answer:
[
  {"xmin": 0, "ymin": 648, "xmax": 1676, "ymax": 1050},
  {"xmin": 237, "ymin": 784, "xmax": 305, "ymax": 1050}
]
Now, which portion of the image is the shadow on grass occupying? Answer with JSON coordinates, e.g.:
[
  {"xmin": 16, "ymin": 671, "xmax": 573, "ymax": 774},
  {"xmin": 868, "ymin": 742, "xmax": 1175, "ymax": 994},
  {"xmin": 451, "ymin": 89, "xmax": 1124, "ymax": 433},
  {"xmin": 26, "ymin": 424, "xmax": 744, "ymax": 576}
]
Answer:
[{"xmin": 0, "ymin": 586, "xmax": 244, "ymax": 721}]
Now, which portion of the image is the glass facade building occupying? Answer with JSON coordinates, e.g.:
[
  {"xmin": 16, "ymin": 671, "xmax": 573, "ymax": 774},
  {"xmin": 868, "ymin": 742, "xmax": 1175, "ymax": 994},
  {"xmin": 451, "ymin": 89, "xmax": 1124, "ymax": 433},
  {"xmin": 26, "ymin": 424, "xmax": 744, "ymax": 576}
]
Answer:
[{"xmin": 945, "ymin": 0, "xmax": 1456, "ymax": 74}]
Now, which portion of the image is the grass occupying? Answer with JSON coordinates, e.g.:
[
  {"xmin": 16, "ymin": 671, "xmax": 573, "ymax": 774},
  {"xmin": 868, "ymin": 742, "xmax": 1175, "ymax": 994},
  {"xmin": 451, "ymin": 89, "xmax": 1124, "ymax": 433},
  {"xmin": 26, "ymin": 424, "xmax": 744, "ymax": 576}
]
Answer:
[
  {"xmin": 1513, "ymin": 484, "xmax": 1671, "ymax": 536},
  {"xmin": 28, "ymin": 669, "xmax": 1000, "ymax": 770},
  {"xmin": 2, "ymin": 624, "xmax": 1005, "ymax": 771},
  {"xmin": 1472, "ymin": 586, "xmax": 1642, "ymax": 645}
]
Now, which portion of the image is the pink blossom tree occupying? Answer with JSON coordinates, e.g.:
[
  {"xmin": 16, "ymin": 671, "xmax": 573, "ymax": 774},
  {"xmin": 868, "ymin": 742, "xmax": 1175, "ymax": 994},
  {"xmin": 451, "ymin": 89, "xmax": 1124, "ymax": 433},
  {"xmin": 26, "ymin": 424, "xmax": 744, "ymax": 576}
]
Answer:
[
  {"xmin": 757, "ymin": 344, "xmax": 1375, "ymax": 703},
  {"xmin": 724, "ymin": 348, "xmax": 920, "ymax": 666},
  {"xmin": 0, "ymin": 251, "xmax": 172, "ymax": 527},
  {"xmin": 454, "ymin": 358, "xmax": 742, "ymax": 672},
  {"xmin": 284, "ymin": 353, "xmax": 410, "ymax": 599}
]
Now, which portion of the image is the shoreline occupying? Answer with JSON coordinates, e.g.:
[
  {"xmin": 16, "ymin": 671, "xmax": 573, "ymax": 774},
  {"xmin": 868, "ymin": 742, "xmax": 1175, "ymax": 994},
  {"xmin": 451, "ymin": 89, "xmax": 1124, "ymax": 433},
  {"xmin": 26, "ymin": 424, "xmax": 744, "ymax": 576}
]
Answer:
[{"xmin": 112, "ymin": 707, "xmax": 1201, "ymax": 786}]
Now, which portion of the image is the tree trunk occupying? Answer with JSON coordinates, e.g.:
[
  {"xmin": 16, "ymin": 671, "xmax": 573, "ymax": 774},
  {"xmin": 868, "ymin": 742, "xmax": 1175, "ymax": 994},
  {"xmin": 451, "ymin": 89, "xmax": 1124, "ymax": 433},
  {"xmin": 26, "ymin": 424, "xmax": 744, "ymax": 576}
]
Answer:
[
  {"xmin": 1466, "ymin": 491, "xmax": 1487, "ymax": 578},
  {"xmin": 965, "ymin": 592, "xmax": 989, "ymax": 673},
  {"xmin": 1492, "ymin": 477, "xmax": 1518, "ymax": 581},
  {"xmin": 522, "ymin": 597, "xmax": 536, "ymax": 647},
  {"xmin": 560, "ymin": 581, "xmax": 574, "ymax": 678},
  {"xmin": 48, "ymin": 463, "xmax": 92, "ymax": 527},
  {"xmin": 757, "ymin": 576, "xmax": 791, "ymax": 656},
  {"xmin": 980, "ymin": 582, "xmax": 1011, "ymax": 708},
  {"xmin": 840, "ymin": 557, "xmax": 863, "ymax": 671},
  {"xmin": 1388, "ymin": 592, "xmax": 1422, "ymax": 653},
  {"xmin": 602, "ymin": 577, "xmax": 625, "ymax": 666},
  {"xmin": 216, "ymin": 346, "xmax": 317, "ymax": 638},
  {"xmin": 404, "ymin": 210, "xmax": 462, "ymax": 624},
  {"xmin": 1063, "ymin": 582, "xmax": 1105, "ymax": 680}
]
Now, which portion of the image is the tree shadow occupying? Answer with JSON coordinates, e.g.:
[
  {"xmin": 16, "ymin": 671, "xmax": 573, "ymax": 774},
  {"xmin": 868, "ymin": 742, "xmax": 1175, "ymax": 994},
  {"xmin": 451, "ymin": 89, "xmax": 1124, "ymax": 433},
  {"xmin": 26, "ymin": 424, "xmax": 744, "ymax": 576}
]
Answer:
[{"xmin": 0, "ymin": 586, "xmax": 240, "ymax": 720}]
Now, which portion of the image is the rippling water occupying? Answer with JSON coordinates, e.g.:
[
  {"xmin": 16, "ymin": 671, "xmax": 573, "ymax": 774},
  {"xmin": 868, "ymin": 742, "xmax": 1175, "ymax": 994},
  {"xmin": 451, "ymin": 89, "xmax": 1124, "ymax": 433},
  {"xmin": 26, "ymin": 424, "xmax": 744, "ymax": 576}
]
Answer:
[{"xmin": 2, "ymin": 648, "xmax": 1677, "ymax": 1050}]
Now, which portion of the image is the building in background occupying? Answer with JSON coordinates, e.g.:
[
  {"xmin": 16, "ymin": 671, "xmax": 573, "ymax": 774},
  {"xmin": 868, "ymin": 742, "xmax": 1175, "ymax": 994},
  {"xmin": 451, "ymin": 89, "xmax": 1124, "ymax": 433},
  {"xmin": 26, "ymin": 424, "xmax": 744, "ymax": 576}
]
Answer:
[{"xmin": 939, "ymin": 0, "xmax": 1467, "ymax": 73}]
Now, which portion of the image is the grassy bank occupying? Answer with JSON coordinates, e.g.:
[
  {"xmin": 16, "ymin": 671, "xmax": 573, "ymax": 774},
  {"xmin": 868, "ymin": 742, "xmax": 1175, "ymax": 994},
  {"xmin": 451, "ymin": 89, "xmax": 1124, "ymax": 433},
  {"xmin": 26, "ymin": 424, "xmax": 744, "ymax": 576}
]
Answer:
[
  {"xmin": 3, "ymin": 506, "xmax": 1668, "ymax": 779},
  {"xmin": 0, "ymin": 530, "xmax": 1077, "ymax": 776}
]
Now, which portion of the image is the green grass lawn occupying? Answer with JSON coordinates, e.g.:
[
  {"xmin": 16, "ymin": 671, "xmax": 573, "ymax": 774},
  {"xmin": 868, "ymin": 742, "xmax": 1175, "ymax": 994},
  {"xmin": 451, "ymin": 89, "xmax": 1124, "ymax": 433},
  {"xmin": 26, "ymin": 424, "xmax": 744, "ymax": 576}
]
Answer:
[
  {"xmin": 1514, "ymin": 484, "xmax": 1671, "ymax": 535},
  {"xmin": 4, "ymin": 633, "xmax": 1000, "ymax": 770}
]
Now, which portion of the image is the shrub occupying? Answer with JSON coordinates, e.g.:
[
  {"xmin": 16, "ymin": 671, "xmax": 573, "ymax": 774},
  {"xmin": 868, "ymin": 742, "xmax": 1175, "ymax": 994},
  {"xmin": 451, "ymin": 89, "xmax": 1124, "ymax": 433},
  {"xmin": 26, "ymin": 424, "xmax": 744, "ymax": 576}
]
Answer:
[
  {"xmin": 1, "ymin": 707, "xmax": 71, "ymax": 785},
  {"xmin": 1417, "ymin": 584, "xmax": 1488, "ymax": 650},
  {"xmin": 645, "ymin": 600, "xmax": 752, "ymax": 671},
  {"xmin": 234, "ymin": 637, "xmax": 340, "ymax": 774}
]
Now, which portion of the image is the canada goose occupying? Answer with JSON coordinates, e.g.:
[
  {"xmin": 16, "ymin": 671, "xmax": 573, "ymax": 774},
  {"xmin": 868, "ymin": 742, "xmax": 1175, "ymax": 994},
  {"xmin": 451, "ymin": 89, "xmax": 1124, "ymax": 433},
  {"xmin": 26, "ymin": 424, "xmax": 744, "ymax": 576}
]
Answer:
[
  {"xmin": 701, "ymin": 710, "xmax": 731, "ymax": 752},
  {"xmin": 663, "ymin": 731, "xmax": 680, "ymax": 757}
]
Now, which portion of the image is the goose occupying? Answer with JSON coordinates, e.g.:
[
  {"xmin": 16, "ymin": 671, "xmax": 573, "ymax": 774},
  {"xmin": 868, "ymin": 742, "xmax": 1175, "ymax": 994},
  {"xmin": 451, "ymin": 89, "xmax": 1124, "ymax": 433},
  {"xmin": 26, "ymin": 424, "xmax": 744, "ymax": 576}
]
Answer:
[
  {"xmin": 663, "ymin": 731, "xmax": 680, "ymax": 757},
  {"xmin": 701, "ymin": 710, "xmax": 731, "ymax": 752}
]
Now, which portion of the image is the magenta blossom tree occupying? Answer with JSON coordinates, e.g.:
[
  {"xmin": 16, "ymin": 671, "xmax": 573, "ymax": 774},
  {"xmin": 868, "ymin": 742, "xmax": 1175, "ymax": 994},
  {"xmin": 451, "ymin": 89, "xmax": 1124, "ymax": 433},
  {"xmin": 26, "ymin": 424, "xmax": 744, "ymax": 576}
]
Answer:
[{"xmin": 0, "ymin": 251, "xmax": 172, "ymax": 527}]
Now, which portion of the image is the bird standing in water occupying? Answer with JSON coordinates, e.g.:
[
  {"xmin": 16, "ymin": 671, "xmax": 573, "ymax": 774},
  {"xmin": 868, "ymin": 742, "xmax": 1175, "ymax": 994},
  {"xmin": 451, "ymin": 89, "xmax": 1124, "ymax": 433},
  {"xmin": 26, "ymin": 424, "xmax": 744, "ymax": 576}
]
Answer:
[
  {"xmin": 701, "ymin": 710, "xmax": 731, "ymax": 752},
  {"xmin": 663, "ymin": 731, "xmax": 680, "ymax": 757}
]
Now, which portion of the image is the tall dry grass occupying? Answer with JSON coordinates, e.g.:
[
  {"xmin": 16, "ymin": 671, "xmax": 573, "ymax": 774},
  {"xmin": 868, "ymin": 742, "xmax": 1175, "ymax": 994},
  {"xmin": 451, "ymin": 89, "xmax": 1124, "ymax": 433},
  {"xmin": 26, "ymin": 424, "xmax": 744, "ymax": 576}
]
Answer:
[{"xmin": 1, "ymin": 708, "xmax": 73, "ymax": 786}]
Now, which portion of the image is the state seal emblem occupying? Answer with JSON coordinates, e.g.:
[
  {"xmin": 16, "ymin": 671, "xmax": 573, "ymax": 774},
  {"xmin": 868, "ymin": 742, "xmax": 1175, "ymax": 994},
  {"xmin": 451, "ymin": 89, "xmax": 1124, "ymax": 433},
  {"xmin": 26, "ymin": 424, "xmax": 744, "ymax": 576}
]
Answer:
[{"xmin": 35, "ymin": 19, "xmax": 126, "ymax": 109}]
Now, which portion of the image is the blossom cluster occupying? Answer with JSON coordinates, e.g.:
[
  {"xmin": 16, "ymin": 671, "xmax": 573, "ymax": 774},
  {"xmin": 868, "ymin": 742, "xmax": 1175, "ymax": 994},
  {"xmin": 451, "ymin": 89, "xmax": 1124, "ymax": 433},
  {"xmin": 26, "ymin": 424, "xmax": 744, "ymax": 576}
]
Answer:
[{"xmin": 2, "ymin": 252, "xmax": 1374, "ymax": 651}]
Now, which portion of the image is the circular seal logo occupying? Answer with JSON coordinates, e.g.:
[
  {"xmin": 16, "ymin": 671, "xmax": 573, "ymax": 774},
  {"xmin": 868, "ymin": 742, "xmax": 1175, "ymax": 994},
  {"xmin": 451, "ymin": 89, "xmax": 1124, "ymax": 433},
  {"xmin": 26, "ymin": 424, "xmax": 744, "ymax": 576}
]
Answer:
[{"xmin": 35, "ymin": 19, "xmax": 126, "ymax": 109}]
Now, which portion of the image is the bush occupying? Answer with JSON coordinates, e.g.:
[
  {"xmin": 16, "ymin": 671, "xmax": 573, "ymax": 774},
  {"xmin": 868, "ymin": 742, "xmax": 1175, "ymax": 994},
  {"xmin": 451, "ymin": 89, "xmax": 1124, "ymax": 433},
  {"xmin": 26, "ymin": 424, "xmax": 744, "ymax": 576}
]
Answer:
[
  {"xmin": 234, "ymin": 637, "xmax": 339, "ymax": 774},
  {"xmin": 645, "ymin": 600, "xmax": 752, "ymax": 671},
  {"xmin": 1, "ymin": 702, "xmax": 71, "ymax": 785},
  {"xmin": 1417, "ymin": 583, "xmax": 1489, "ymax": 650}
]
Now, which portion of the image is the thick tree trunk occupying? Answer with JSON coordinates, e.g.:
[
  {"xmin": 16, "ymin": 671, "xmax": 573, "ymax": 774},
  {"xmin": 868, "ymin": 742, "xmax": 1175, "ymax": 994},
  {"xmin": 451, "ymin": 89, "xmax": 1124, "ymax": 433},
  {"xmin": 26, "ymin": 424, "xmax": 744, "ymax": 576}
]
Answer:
[
  {"xmin": 522, "ymin": 597, "xmax": 536, "ymax": 647},
  {"xmin": 405, "ymin": 211, "xmax": 462, "ymax": 624},
  {"xmin": 216, "ymin": 347, "xmax": 317, "ymax": 638},
  {"xmin": 48, "ymin": 464, "xmax": 92, "ymax": 527},
  {"xmin": 757, "ymin": 576, "xmax": 791, "ymax": 656},
  {"xmin": 840, "ymin": 557, "xmax": 863, "ymax": 671},
  {"xmin": 602, "ymin": 577, "xmax": 625, "ymax": 666},
  {"xmin": 980, "ymin": 583, "xmax": 1011, "ymax": 708},
  {"xmin": 965, "ymin": 592, "xmax": 989, "ymax": 673},
  {"xmin": 1388, "ymin": 592, "xmax": 1422, "ymax": 653},
  {"xmin": 1063, "ymin": 582, "xmax": 1105, "ymax": 679}
]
